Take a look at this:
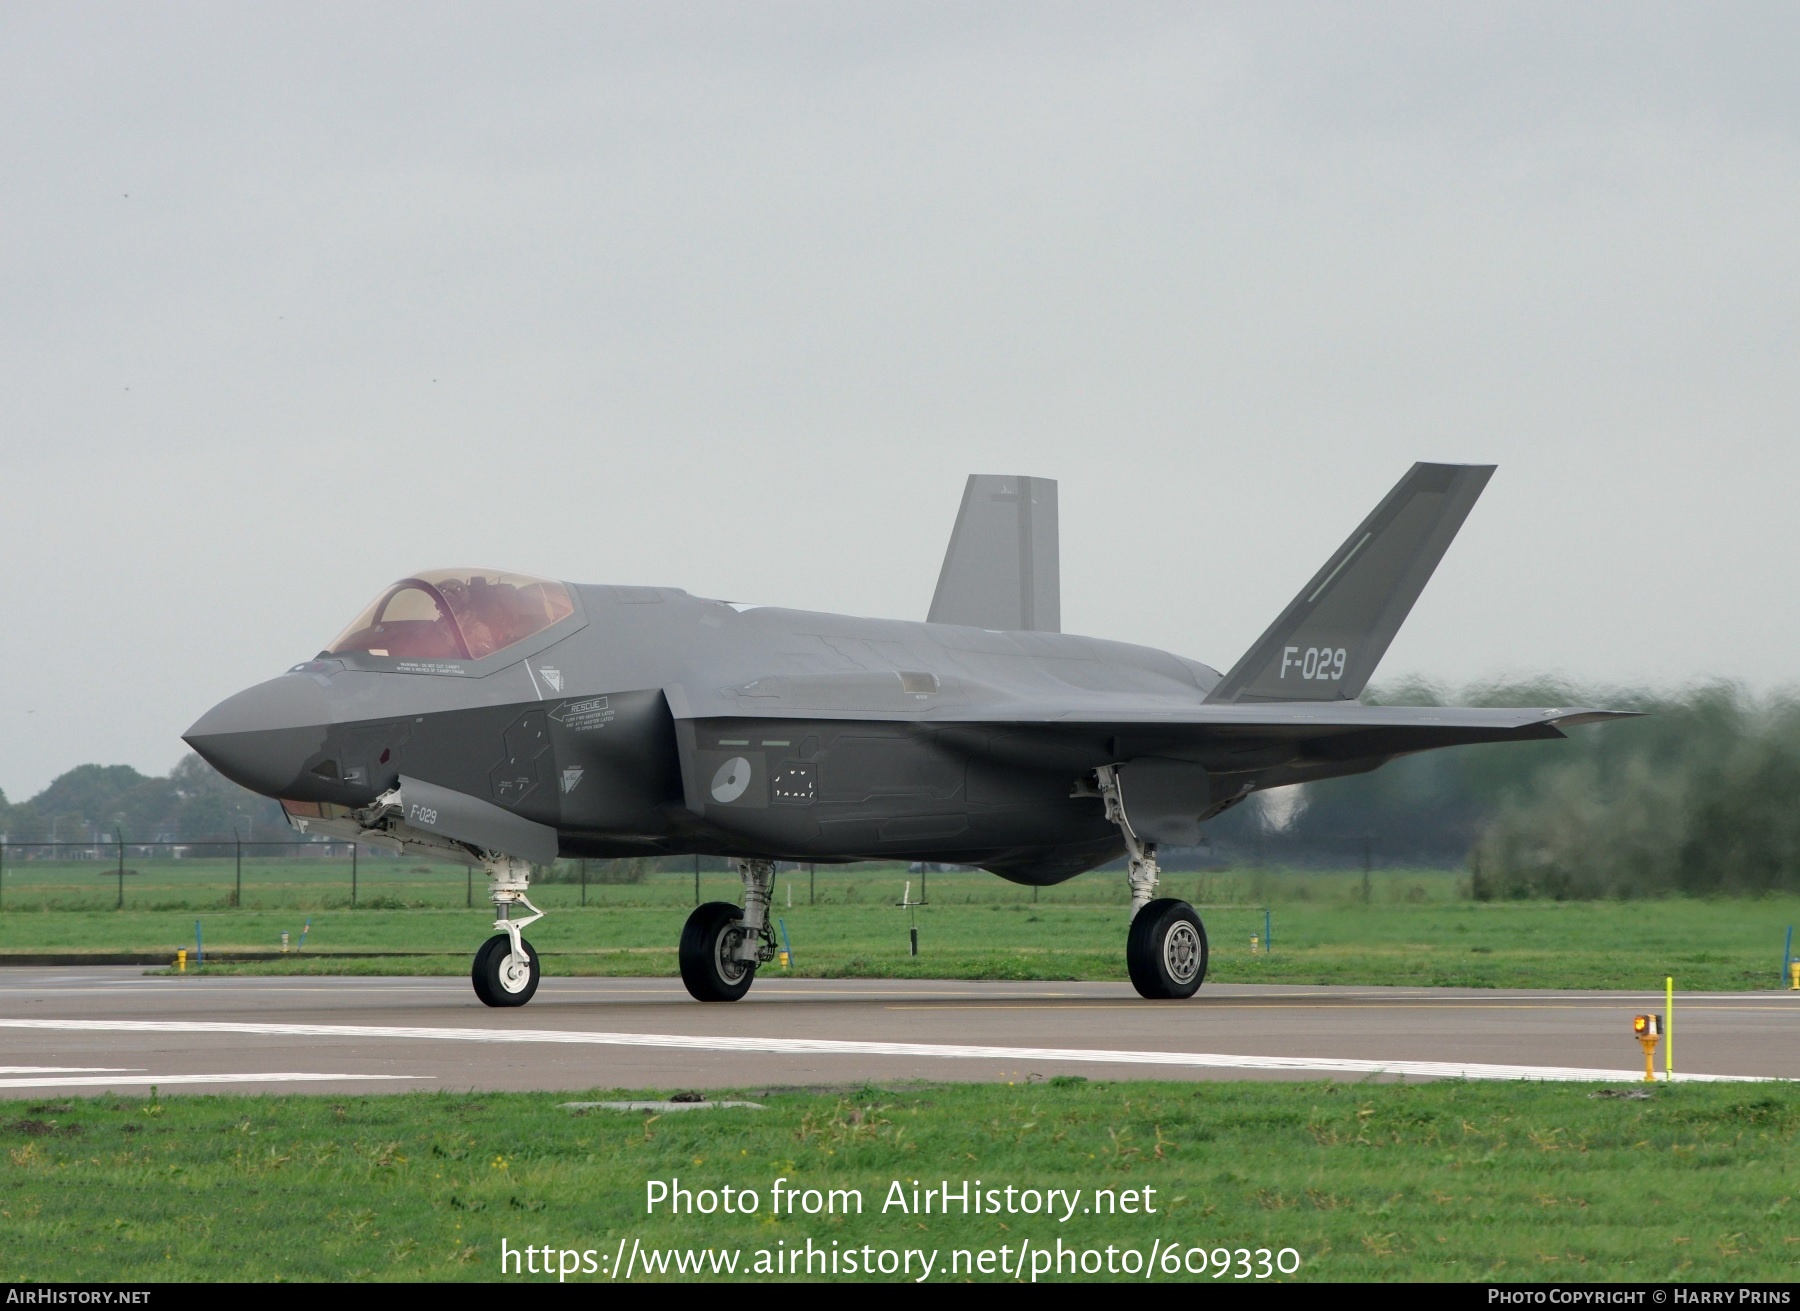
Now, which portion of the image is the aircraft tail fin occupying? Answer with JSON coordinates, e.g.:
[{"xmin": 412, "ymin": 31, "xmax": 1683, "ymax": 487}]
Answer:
[
  {"xmin": 928, "ymin": 475, "xmax": 1060, "ymax": 632},
  {"xmin": 1206, "ymin": 462, "xmax": 1494, "ymax": 704}
]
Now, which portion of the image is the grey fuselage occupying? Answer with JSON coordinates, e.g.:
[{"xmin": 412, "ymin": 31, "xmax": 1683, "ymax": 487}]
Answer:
[
  {"xmin": 187, "ymin": 465, "xmax": 1630, "ymax": 889},
  {"xmin": 186, "ymin": 581, "xmax": 1602, "ymax": 885},
  {"xmin": 187, "ymin": 584, "xmax": 1237, "ymax": 883}
]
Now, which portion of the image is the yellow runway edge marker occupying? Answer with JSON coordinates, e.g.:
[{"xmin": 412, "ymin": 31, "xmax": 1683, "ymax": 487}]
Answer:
[{"xmin": 1665, "ymin": 976, "xmax": 1673, "ymax": 1079}]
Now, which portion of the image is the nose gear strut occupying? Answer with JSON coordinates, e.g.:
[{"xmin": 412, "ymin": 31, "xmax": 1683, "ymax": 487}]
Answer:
[
  {"xmin": 486, "ymin": 854, "xmax": 543, "ymax": 966},
  {"xmin": 471, "ymin": 852, "xmax": 544, "ymax": 1006}
]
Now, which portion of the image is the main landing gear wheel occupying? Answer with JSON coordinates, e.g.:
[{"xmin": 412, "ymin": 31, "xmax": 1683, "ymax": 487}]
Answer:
[
  {"xmin": 680, "ymin": 901, "xmax": 758, "ymax": 1002},
  {"xmin": 472, "ymin": 933, "xmax": 541, "ymax": 1007},
  {"xmin": 1127, "ymin": 898, "xmax": 1208, "ymax": 1000}
]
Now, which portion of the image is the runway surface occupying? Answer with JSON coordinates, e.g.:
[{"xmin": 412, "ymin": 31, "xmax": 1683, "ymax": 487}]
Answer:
[{"xmin": 0, "ymin": 969, "xmax": 1794, "ymax": 1097}]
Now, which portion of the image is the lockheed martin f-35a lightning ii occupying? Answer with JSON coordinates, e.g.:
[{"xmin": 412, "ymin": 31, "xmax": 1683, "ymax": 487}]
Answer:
[{"xmin": 186, "ymin": 465, "xmax": 1630, "ymax": 1006}]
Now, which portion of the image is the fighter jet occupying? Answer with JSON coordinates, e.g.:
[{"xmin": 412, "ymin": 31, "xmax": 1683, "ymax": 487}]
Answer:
[{"xmin": 185, "ymin": 464, "xmax": 1629, "ymax": 1007}]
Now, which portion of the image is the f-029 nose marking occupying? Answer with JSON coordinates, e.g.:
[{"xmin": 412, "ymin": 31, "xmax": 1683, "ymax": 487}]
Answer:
[{"xmin": 711, "ymin": 756, "xmax": 752, "ymax": 803}]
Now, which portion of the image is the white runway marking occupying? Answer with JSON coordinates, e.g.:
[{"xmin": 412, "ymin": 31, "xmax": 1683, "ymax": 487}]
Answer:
[
  {"xmin": 0, "ymin": 1017, "xmax": 1774, "ymax": 1083},
  {"xmin": 0, "ymin": 1072, "xmax": 431, "ymax": 1089}
]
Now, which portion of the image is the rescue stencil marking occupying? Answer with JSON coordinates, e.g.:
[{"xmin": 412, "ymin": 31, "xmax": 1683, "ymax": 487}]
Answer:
[{"xmin": 550, "ymin": 697, "xmax": 613, "ymax": 731}]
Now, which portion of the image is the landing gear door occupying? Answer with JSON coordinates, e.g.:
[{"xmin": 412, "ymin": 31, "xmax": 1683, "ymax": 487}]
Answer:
[{"xmin": 1114, "ymin": 759, "xmax": 1213, "ymax": 847}]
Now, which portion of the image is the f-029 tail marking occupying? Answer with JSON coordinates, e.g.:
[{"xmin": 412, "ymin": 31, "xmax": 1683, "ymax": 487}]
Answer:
[{"xmin": 1207, "ymin": 462, "xmax": 1494, "ymax": 705}]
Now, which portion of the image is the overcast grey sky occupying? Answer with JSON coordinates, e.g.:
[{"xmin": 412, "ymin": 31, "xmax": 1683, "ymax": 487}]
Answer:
[{"xmin": 2, "ymin": 2, "xmax": 1796, "ymax": 800}]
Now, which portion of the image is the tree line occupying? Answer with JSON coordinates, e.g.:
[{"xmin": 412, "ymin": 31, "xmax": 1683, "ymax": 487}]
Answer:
[
  {"xmin": 1205, "ymin": 679, "xmax": 1800, "ymax": 897},
  {"xmin": 0, "ymin": 755, "xmax": 290, "ymax": 846}
]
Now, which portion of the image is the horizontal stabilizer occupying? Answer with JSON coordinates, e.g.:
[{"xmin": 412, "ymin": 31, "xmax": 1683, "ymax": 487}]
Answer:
[
  {"xmin": 1207, "ymin": 463, "xmax": 1495, "ymax": 705},
  {"xmin": 928, "ymin": 475, "xmax": 1060, "ymax": 632}
]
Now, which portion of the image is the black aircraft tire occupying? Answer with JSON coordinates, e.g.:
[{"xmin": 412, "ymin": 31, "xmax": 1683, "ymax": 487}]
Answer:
[
  {"xmin": 471, "ymin": 933, "xmax": 540, "ymax": 1008},
  {"xmin": 1126, "ymin": 898, "xmax": 1208, "ymax": 1000},
  {"xmin": 470, "ymin": 934, "xmax": 503, "ymax": 1007},
  {"xmin": 679, "ymin": 902, "xmax": 758, "ymax": 1002}
]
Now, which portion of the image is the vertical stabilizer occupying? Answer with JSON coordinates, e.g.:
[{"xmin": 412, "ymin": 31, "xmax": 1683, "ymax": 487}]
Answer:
[
  {"xmin": 1206, "ymin": 462, "xmax": 1494, "ymax": 704},
  {"xmin": 927, "ymin": 475, "xmax": 1060, "ymax": 632}
]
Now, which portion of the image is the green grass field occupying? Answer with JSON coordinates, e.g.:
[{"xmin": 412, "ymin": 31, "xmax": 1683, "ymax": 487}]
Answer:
[
  {"xmin": 0, "ymin": 863, "xmax": 1793, "ymax": 990},
  {"xmin": 4, "ymin": 1079, "xmax": 1796, "ymax": 1282},
  {"xmin": 7, "ymin": 865, "xmax": 1796, "ymax": 1283}
]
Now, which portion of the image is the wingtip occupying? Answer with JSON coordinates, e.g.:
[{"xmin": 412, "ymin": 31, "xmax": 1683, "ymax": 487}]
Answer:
[{"xmin": 1543, "ymin": 708, "xmax": 1647, "ymax": 727}]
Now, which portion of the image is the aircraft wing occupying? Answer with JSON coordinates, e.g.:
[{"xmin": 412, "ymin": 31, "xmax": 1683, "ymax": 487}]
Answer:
[
  {"xmin": 672, "ymin": 671, "xmax": 1634, "ymax": 751},
  {"xmin": 909, "ymin": 698, "xmax": 1640, "ymax": 767},
  {"xmin": 926, "ymin": 698, "xmax": 1628, "ymax": 734},
  {"xmin": 668, "ymin": 675, "xmax": 1635, "ymax": 844}
]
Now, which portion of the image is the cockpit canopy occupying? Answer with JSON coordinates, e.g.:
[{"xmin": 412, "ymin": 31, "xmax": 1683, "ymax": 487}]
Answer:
[{"xmin": 325, "ymin": 569, "xmax": 575, "ymax": 662}]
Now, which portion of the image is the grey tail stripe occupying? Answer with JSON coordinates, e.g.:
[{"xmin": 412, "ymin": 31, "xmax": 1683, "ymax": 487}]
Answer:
[{"xmin": 1307, "ymin": 532, "xmax": 1373, "ymax": 604}]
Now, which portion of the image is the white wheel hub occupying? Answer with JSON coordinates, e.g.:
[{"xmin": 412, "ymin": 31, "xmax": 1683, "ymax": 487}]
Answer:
[
  {"xmin": 1163, "ymin": 921, "xmax": 1201, "ymax": 985},
  {"xmin": 497, "ymin": 950, "xmax": 534, "ymax": 993},
  {"xmin": 714, "ymin": 925, "xmax": 752, "ymax": 984}
]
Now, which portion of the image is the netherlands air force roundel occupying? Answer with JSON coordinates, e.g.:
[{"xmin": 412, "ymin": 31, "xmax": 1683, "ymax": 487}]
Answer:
[{"xmin": 710, "ymin": 756, "xmax": 752, "ymax": 803}]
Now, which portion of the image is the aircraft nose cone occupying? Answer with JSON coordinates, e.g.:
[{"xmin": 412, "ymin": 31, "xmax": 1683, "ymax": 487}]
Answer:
[{"xmin": 183, "ymin": 675, "xmax": 331, "ymax": 798}]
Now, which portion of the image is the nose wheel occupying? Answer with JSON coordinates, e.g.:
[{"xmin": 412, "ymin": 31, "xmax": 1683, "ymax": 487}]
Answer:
[{"xmin": 472, "ymin": 932, "xmax": 541, "ymax": 1006}]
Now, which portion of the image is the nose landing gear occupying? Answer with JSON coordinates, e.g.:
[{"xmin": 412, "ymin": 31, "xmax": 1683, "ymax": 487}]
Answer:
[
  {"xmin": 472, "ymin": 854, "xmax": 543, "ymax": 1007},
  {"xmin": 1097, "ymin": 765, "xmax": 1209, "ymax": 1000}
]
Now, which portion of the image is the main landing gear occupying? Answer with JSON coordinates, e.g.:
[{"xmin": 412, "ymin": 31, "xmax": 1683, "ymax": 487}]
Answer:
[
  {"xmin": 472, "ymin": 854, "xmax": 543, "ymax": 1007},
  {"xmin": 679, "ymin": 859, "xmax": 777, "ymax": 1002},
  {"xmin": 1097, "ymin": 765, "xmax": 1209, "ymax": 1000}
]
